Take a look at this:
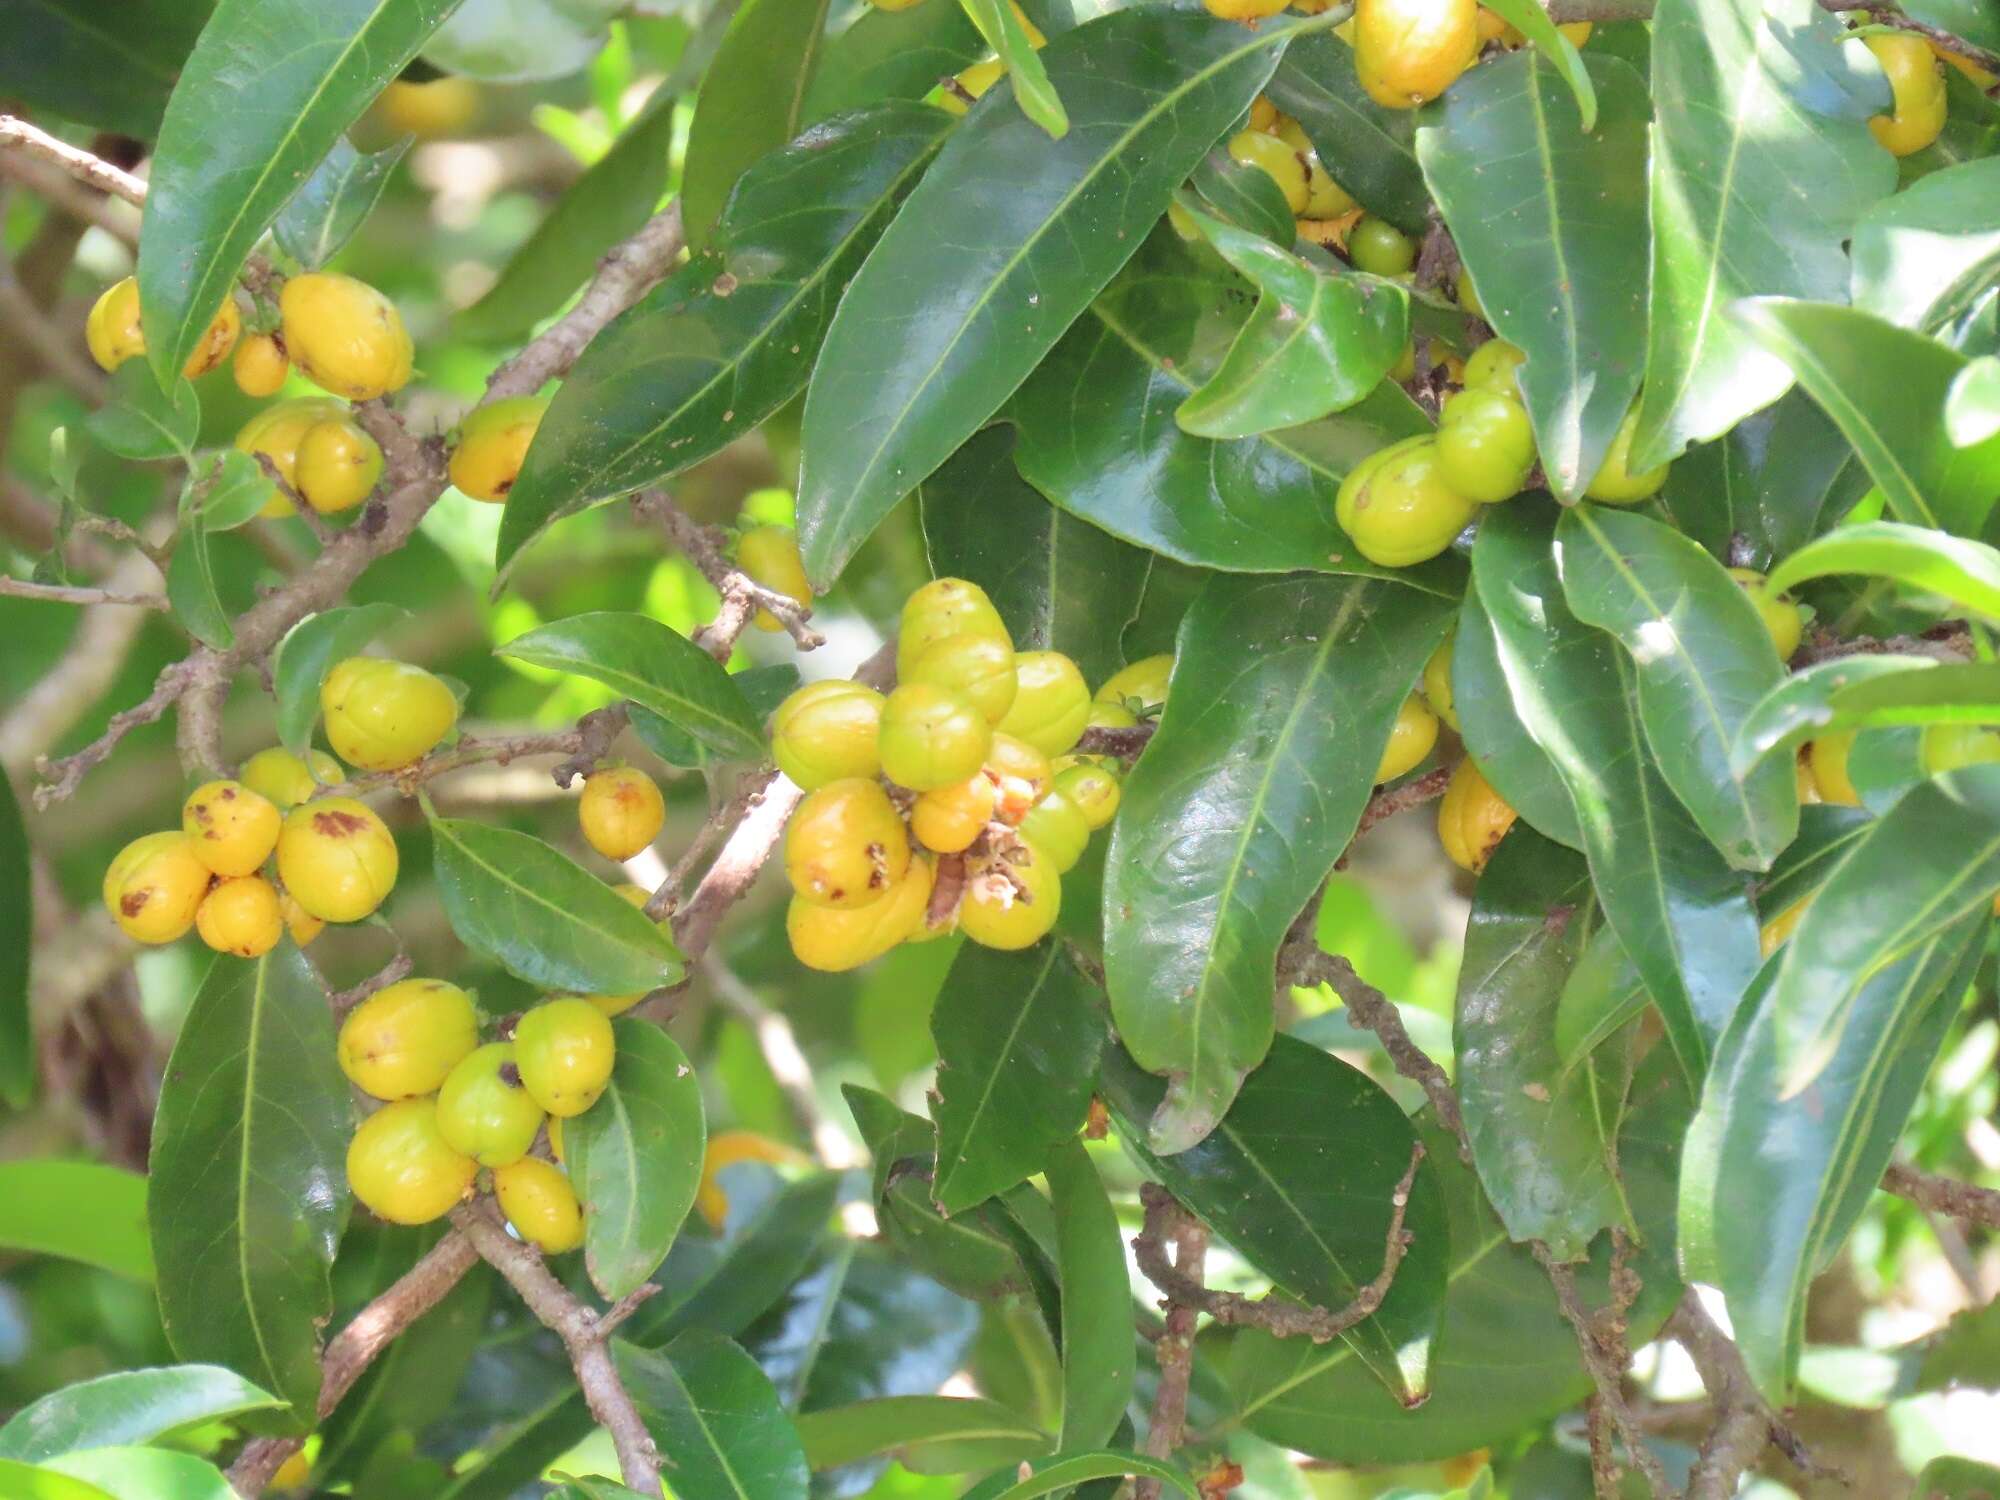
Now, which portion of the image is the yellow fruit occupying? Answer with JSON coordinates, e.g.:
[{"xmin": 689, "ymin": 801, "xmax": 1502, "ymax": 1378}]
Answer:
[
  {"xmin": 280, "ymin": 891, "xmax": 325, "ymax": 948},
  {"xmin": 270, "ymin": 1450, "xmax": 311, "ymax": 1492},
  {"xmin": 1760, "ymin": 895, "xmax": 1811, "ymax": 958},
  {"xmin": 1009, "ymin": 0, "xmax": 1046, "ymax": 47},
  {"xmin": 785, "ymin": 778, "xmax": 911, "ymax": 909},
  {"xmin": 986, "ymin": 732, "xmax": 1052, "ymax": 823},
  {"xmin": 1355, "ymin": 0, "xmax": 1478, "ymax": 108},
  {"xmin": 1205, "ymin": 0, "xmax": 1289, "ymax": 16},
  {"xmin": 771, "ymin": 681, "xmax": 885, "ymax": 791},
  {"xmin": 85, "ymin": 276, "xmax": 241, "ymax": 378},
  {"xmin": 235, "ymin": 397, "xmax": 351, "ymax": 520},
  {"xmin": 737, "ymin": 524, "xmax": 813, "ymax": 632},
  {"xmin": 697, "ymin": 1131, "xmax": 812, "ymax": 1229},
  {"xmin": 448, "ymin": 396, "xmax": 548, "ymax": 502},
  {"xmin": 1250, "ymin": 96, "xmax": 1280, "ymax": 131},
  {"xmin": 376, "ymin": 77, "xmax": 480, "ymax": 137},
  {"xmin": 182, "ymin": 779, "xmax": 282, "ymax": 877},
  {"xmin": 233, "ymin": 333, "xmax": 289, "ymax": 397},
  {"xmin": 1935, "ymin": 42, "xmax": 1998, "ymax": 88},
  {"xmin": 1438, "ymin": 759, "xmax": 1517, "ymax": 873},
  {"xmin": 322, "ymin": 657, "xmax": 459, "ymax": 772},
  {"xmin": 1423, "ymin": 636, "xmax": 1458, "ymax": 732},
  {"xmin": 277, "ymin": 797, "xmax": 399, "ymax": 922},
  {"xmin": 879, "ymin": 682, "xmax": 993, "ymax": 792},
  {"xmin": 195, "ymin": 876, "xmax": 284, "ymax": 958},
  {"xmin": 295, "ymin": 419, "xmax": 384, "ymax": 514},
  {"xmin": 579, "ymin": 767, "xmax": 666, "ymax": 861},
  {"xmin": 493, "ymin": 1157, "xmax": 585, "ymax": 1253},
  {"xmin": 436, "ymin": 1042, "xmax": 544, "ymax": 1167},
  {"xmin": 513, "ymin": 998, "xmax": 617, "ymax": 1117},
  {"xmin": 899, "ymin": 579, "xmax": 1012, "ymax": 674},
  {"xmin": 960, "ymin": 838, "xmax": 1061, "ymax": 949},
  {"xmin": 280, "ymin": 272, "xmax": 413, "ymax": 401},
  {"xmin": 1335, "ymin": 436, "xmax": 1479, "ymax": 567},
  {"xmin": 1095, "ymin": 654, "xmax": 1172, "ymax": 714},
  {"xmin": 347, "ymin": 1098, "xmax": 477, "ymax": 1226},
  {"xmin": 1806, "ymin": 729, "xmax": 1861, "ymax": 807},
  {"xmin": 103, "ymin": 831, "xmax": 211, "ymax": 944},
  {"xmin": 788, "ymin": 855, "xmax": 936, "ymax": 972},
  {"xmin": 1053, "ymin": 763, "xmax": 1120, "ymax": 829},
  {"xmin": 240, "ymin": 746, "xmax": 345, "ymax": 808},
  {"xmin": 1584, "ymin": 411, "xmax": 1671, "ymax": 503},
  {"xmin": 1376, "ymin": 695, "xmax": 1440, "ymax": 782},
  {"xmin": 1228, "ymin": 129, "xmax": 1310, "ymax": 215},
  {"xmin": 1866, "ymin": 33, "xmax": 1947, "ymax": 157},
  {"xmin": 938, "ymin": 57, "xmax": 1007, "ymax": 116},
  {"xmin": 912, "ymin": 773, "xmax": 1000, "ymax": 854},
  {"xmin": 995, "ymin": 651, "xmax": 1091, "ymax": 757},
  {"xmin": 870, "ymin": 0, "xmax": 927, "ymax": 11},
  {"xmin": 1727, "ymin": 566, "xmax": 1804, "ymax": 661},
  {"xmin": 337, "ymin": 977, "xmax": 480, "ymax": 1100},
  {"xmin": 903, "ymin": 632, "xmax": 1019, "ymax": 724},
  {"xmin": 1302, "ymin": 154, "xmax": 1359, "ymax": 219}
]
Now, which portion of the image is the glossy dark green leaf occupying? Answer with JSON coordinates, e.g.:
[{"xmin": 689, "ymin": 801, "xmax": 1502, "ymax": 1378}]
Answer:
[
  {"xmin": 1174, "ymin": 203, "xmax": 1406, "ymax": 439},
  {"xmin": 1732, "ymin": 298, "xmax": 2000, "ymax": 537},
  {"xmin": 1551, "ymin": 919, "xmax": 1647, "ymax": 1070},
  {"xmin": 1475, "ymin": 0, "xmax": 1596, "ymax": 127},
  {"xmin": 1263, "ymin": 33, "xmax": 1428, "ymax": 236},
  {"xmin": 40, "ymin": 1447, "xmax": 233, "ymax": 1500},
  {"xmin": 0, "ymin": 770, "xmax": 28, "ymax": 1108},
  {"xmin": 1473, "ymin": 500, "xmax": 1761, "ymax": 1079},
  {"xmin": 630, "ymin": 665, "xmax": 801, "ymax": 772},
  {"xmin": 87, "ymin": 365, "xmax": 198, "ymax": 463},
  {"xmin": 1105, "ymin": 573, "xmax": 1453, "ymax": 1150},
  {"xmin": 796, "ymin": 8, "xmax": 1333, "ymax": 588},
  {"xmin": 270, "ymin": 603, "xmax": 410, "ymax": 756},
  {"xmin": 679, "ymin": 0, "xmax": 833, "ymax": 249},
  {"xmin": 138, "ymin": 0, "xmax": 463, "ymax": 383},
  {"xmin": 496, "ymin": 612, "xmax": 763, "ymax": 758},
  {"xmin": 1046, "ymin": 1141, "xmax": 1132, "ymax": 1450},
  {"xmin": 1556, "ymin": 505, "xmax": 1798, "ymax": 871},
  {"xmin": 0, "ymin": 1367, "xmax": 279, "ymax": 1464},
  {"xmin": 568, "ymin": 1020, "xmax": 706, "ymax": 1300},
  {"xmin": 1630, "ymin": 0, "xmax": 1895, "ymax": 470},
  {"xmin": 1914, "ymin": 1456, "xmax": 2000, "ymax": 1498},
  {"xmin": 498, "ymin": 104, "xmax": 949, "ymax": 573},
  {"xmin": 0, "ymin": 1162, "xmax": 150, "ymax": 1281},
  {"xmin": 1768, "ymin": 519, "xmax": 2000, "ymax": 618},
  {"xmin": 931, "ymin": 943, "xmax": 1104, "ymax": 1215},
  {"xmin": 429, "ymin": 816, "xmax": 685, "ymax": 994},
  {"xmin": 0, "ymin": 0, "xmax": 209, "ymax": 136},
  {"xmin": 1456, "ymin": 830, "xmax": 1633, "ymax": 1257},
  {"xmin": 618, "ymin": 1332, "xmax": 809, "ymax": 1500},
  {"xmin": 1852, "ymin": 159, "xmax": 2000, "ymax": 335},
  {"xmin": 147, "ymin": 949, "xmax": 350, "ymax": 1426},
  {"xmin": 1451, "ymin": 591, "xmax": 1582, "ymax": 850},
  {"xmin": 800, "ymin": 0, "xmax": 983, "ymax": 122},
  {"xmin": 960, "ymin": 0, "xmax": 1066, "ymax": 138},
  {"xmin": 1755, "ymin": 804, "xmax": 1874, "ymax": 926},
  {"xmin": 1416, "ymin": 52, "xmax": 1649, "ymax": 499},
  {"xmin": 795, "ymin": 1396, "xmax": 1049, "ymax": 1474},
  {"xmin": 1102, "ymin": 1036, "xmax": 1448, "ymax": 1408},
  {"xmin": 961, "ymin": 1451, "xmax": 1196, "ymax": 1500},
  {"xmin": 1010, "ymin": 237, "xmax": 1441, "ymax": 583},
  {"xmin": 275, "ymin": 135, "xmax": 410, "ymax": 270},
  {"xmin": 1731, "ymin": 657, "xmax": 2000, "ymax": 776},
  {"xmin": 1188, "ymin": 149, "xmax": 1296, "ymax": 246}
]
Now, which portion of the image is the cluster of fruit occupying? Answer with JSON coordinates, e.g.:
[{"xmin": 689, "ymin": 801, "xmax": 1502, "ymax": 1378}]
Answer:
[
  {"xmin": 769, "ymin": 579, "xmax": 1134, "ymax": 970},
  {"xmin": 339, "ymin": 981, "xmax": 616, "ymax": 1250}
]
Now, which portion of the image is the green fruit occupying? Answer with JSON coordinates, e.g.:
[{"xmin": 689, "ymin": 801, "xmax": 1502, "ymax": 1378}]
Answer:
[
  {"xmin": 1226, "ymin": 128, "xmax": 1309, "ymax": 216},
  {"xmin": 898, "ymin": 578, "xmax": 1011, "ymax": 675},
  {"xmin": 1017, "ymin": 790, "xmax": 1091, "ymax": 873},
  {"xmin": 1462, "ymin": 339, "xmax": 1525, "ymax": 395},
  {"xmin": 1349, "ymin": 215, "xmax": 1416, "ymax": 276},
  {"xmin": 1053, "ymin": 764, "xmax": 1121, "ymax": 830},
  {"xmin": 1585, "ymin": 410, "xmax": 1670, "ymax": 503},
  {"xmin": 1727, "ymin": 567, "xmax": 1804, "ymax": 661},
  {"xmin": 514, "ymin": 998, "xmax": 617, "ymax": 1118},
  {"xmin": 1436, "ymin": 388, "xmax": 1535, "ymax": 503},
  {"xmin": 878, "ymin": 683, "xmax": 993, "ymax": 792},
  {"xmin": 1422, "ymin": 635, "xmax": 1458, "ymax": 732},
  {"xmin": 1335, "ymin": 435, "xmax": 1479, "ymax": 567},
  {"xmin": 902, "ymin": 632, "xmax": 1019, "ymax": 724},
  {"xmin": 995, "ymin": 651, "xmax": 1091, "ymax": 757},
  {"xmin": 770, "ymin": 681, "xmax": 884, "ymax": 791},
  {"xmin": 436, "ymin": 1042, "xmax": 545, "ymax": 1167}
]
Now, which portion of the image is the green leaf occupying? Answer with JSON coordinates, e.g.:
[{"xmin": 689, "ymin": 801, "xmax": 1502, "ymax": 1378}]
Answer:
[
  {"xmin": 195, "ymin": 450, "xmax": 281, "ymax": 533},
  {"xmin": 1551, "ymin": 920, "xmax": 1647, "ymax": 1071},
  {"xmin": 679, "ymin": 0, "xmax": 833, "ymax": 250},
  {"xmin": 1455, "ymin": 830, "xmax": 1633, "ymax": 1258},
  {"xmin": 166, "ymin": 515, "xmax": 233, "ymax": 651},
  {"xmin": 0, "ymin": 770, "xmax": 29, "ymax": 1109},
  {"xmin": 497, "ymin": 104, "xmax": 947, "ymax": 574},
  {"xmin": 1174, "ymin": 202, "xmax": 1407, "ymax": 439},
  {"xmin": 1263, "ymin": 33, "xmax": 1428, "ymax": 236},
  {"xmin": 1473, "ymin": 500, "xmax": 1761, "ymax": 1079},
  {"xmin": 147, "ymin": 949, "xmax": 350, "ymax": 1426},
  {"xmin": 1046, "ymin": 1141, "xmax": 1133, "ymax": 1451},
  {"xmin": 1102, "ymin": 1036, "xmax": 1448, "ymax": 1408},
  {"xmin": 1731, "ymin": 298, "xmax": 2000, "ymax": 537},
  {"xmin": 0, "ymin": 1458, "xmax": 116, "ymax": 1500},
  {"xmin": 270, "ymin": 604, "xmax": 410, "ymax": 756},
  {"xmin": 1731, "ymin": 657, "xmax": 2000, "ymax": 776},
  {"xmin": 1416, "ymin": 52, "xmax": 1650, "ymax": 499},
  {"xmin": 1556, "ymin": 505, "xmax": 1798, "ymax": 870},
  {"xmin": 0, "ymin": 1367, "xmax": 281, "ymax": 1463},
  {"xmin": 1950, "ymin": 355, "xmax": 2000, "ymax": 447},
  {"xmin": 1914, "ymin": 1456, "xmax": 2000, "ymax": 1498},
  {"xmin": 796, "ymin": 8, "xmax": 1326, "ymax": 588},
  {"xmin": 138, "ymin": 0, "xmax": 463, "ymax": 384},
  {"xmin": 617, "ymin": 1332, "xmax": 809, "ymax": 1500},
  {"xmin": 1630, "ymin": 0, "xmax": 1895, "ymax": 470},
  {"xmin": 795, "ymin": 1396, "xmax": 1050, "ymax": 1473},
  {"xmin": 0, "ymin": 0, "xmax": 209, "ymax": 136},
  {"xmin": 1188, "ymin": 149, "xmax": 1296, "ymax": 247},
  {"xmin": 422, "ymin": 0, "xmax": 612, "ymax": 79},
  {"xmin": 0, "ymin": 1162, "xmax": 150, "ymax": 1281},
  {"xmin": 275, "ymin": 134, "xmax": 410, "ymax": 270},
  {"xmin": 1010, "ymin": 236, "xmax": 1442, "ymax": 584},
  {"xmin": 629, "ymin": 665, "xmax": 800, "ymax": 773},
  {"xmin": 428, "ymin": 816, "xmax": 686, "ymax": 994},
  {"xmin": 801, "ymin": 0, "xmax": 984, "ymax": 122},
  {"xmin": 931, "ymin": 944, "xmax": 1104, "ymax": 1215},
  {"xmin": 495, "ymin": 612, "xmax": 764, "ymax": 759},
  {"xmin": 549, "ymin": 1481, "xmax": 653, "ymax": 1500},
  {"xmin": 567, "ymin": 1020, "xmax": 706, "ymax": 1300},
  {"xmin": 87, "ymin": 365, "xmax": 199, "ymax": 463},
  {"xmin": 1105, "ymin": 573, "xmax": 1452, "ymax": 1150},
  {"xmin": 1852, "ymin": 158, "xmax": 2000, "ymax": 334},
  {"xmin": 960, "ymin": 1451, "xmax": 1196, "ymax": 1500},
  {"xmin": 1451, "ymin": 592, "xmax": 1582, "ymax": 850},
  {"xmin": 41, "ymin": 1449, "xmax": 233, "ymax": 1500},
  {"xmin": 958, "ymin": 0, "xmax": 1066, "ymax": 138},
  {"xmin": 917, "ymin": 427, "xmax": 1152, "ymax": 688},
  {"xmin": 1473, "ymin": 0, "xmax": 1596, "ymax": 128}
]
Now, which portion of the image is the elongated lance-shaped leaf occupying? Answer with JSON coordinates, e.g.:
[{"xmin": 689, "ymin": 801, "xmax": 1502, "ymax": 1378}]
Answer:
[
  {"xmin": 960, "ymin": 0, "xmax": 1067, "ymax": 138},
  {"xmin": 1263, "ymin": 33, "xmax": 1428, "ymax": 236},
  {"xmin": 1556, "ymin": 505, "xmax": 1798, "ymax": 871},
  {"xmin": 617, "ymin": 1333, "xmax": 809, "ymax": 1500},
  {"xmin": 795, "ymin": 1395, "xmax": 1049, "ymax": 1474},
  {"xmin": 1729, "ymin": 657, "xmax": 2000, "ymax": 776},
  {"xmin": 960, "ymin": 1451, "xmax": 1196, "ymax": 1500},
  {"xmin": 498, "ymin": 104, "xmax": 949, "ymax": 575},
  {"xmin": 1451, "ymin": 590, "xmax": 1582, "ymax": 850},
  {"xmin": 147, "ymin": 949, "xmax": 351, "ymax": 1425},
  {"xmin": 0, "ymin": 1162, "xmax": 150, "ymax": 1282},
  {"xmin": 797, "ymin": 7, "xmax": 1336, "ymax": 588},
  {"xmin": 1188, "ymin": 149, "xmax": 1296, "ymax": 246},
  {"xmin": 1765, "ymin": 519, "xmax": 2000, "ymax": 619},
  {"xmin": 138, "ymin": 0, "xmax": 464, "ymax": 383},
  {"xmin": 1473, "ymin": 500, "xmax": 1761, "ymax": 1080},
  {"xmin": 1552, "ymin": 919, "xmax": 1648, "ymax": 1071},
  {"xmin": 1416, "ymin": 52, "xmax": 1650, "ymax": 499},
  {"xmin": 0, "ymin": 1367, "xmax": 281, "ymax": 1464},
  {"xmin": 1046, "ymin": 1141, "xmax": 1133, "ymax": 1450},
  {"xmin": 1731, "ymin": 298, "xmax": 2000, "ymax": 538},
  {"xmin": 1105, "ymin": 573, "xmax": 1453, "ymax": 1150},
  {"xmin": 1629, "ymin": 0, "xmax": 1895, "ymax": 470},
  {"xmin": 1852, "ymin": 158, "xmax": 2000, "ymax": 334}
]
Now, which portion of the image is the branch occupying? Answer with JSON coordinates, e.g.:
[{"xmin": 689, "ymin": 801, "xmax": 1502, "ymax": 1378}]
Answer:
[
  {"xmin": 1532, "ymin": 0, "xmax": 2000, "ymax": 73},
  {"xmin": 1533, "ymin": 1244, "xmax": 1674, "ymax": 1498},
  {"xmin": 317, "ymin": 714, "xmax": 629, "ymax": 802},
  {"xmin": 450, "ymin": 1200, "xmax": 662, "ymax": 1494},
  {"xmin": 0, "ymin": 575, "xmax": 166, "ymax": 610},
  {"xmin": 34, "ymin": 657, "xmax": 195, "ymax": 806},
  {"xmin": 1791, "ymin": 621, "xmax": 1973, "ymax": 669},
  {"xmin": 701, "ymin": 954, "xmax": 864, "ymax": 1168},
  {"xmin": 1882, "ymin": 1162, "xmax": 2000, "ymax": 1229},
  {"xmin": 0, "ymin": 551, "xmax": 161, "ymax": 777},
  {"xmin": 0, "ymin": 116, "xmax": 147, "ymax": 206},
  {"xmin": 0, "ymin": 256, "xmax": 108, "ymax": 401},
  {"xmin": 1073, "ymin": 722, "xmax": 1154, "ymax": 760},
  {"xmin": 632, "ymin": 490, "xmax": 825, "ymax": 658},
  {"xmin": 1135, "ymin": 1205, "xmax": 1206, "ymax": 1500},
  {"xmin": 325, "ymin": 951, "xmax": 414, "ymax": 1015},
  {"xmin": 1353, "ymin": 763, "xmax": 1454, "ymax": 842},
  {"xmin": 253, "ymin": 452, "xmax": 337, "ymax": 549}
]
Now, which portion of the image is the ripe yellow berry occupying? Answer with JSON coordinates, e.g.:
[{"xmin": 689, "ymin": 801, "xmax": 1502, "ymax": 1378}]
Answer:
[
  {"xmin": 1376, "ymin": 695, "xmax": 1440, "ymax": 783},
  {"xmin": 785, "ymin": 779, "xmax": 911, "ymax": 909},
  {"xmin": 1727, "ymin": 567, "xmax": 1804, "ymax": 661},
  {"xmin": 903, "ymin": 632, "xmax": 1018, "ymax": 724},
  {"xmin": 1438, "ymin": 759, "xmax": 1518, "ymax": 873},
  {"xmin": 235, "ymin": 397, "xmax": 351, "ymax": 520},
  {"xmin": 375, "ymin": 77, "xmax": 480, "ymax": 138},
  {"xmin": 347, "ymin": 1098, "xmax": 477, "ymax": 1226},
  {"xmin": 736, "ymin": 524, "xmax": 813, "ymax": 632},
  {"xmin": 879, "ymin": 682, "xmax": 993, "ymax": 792},
  {"xmin": 1584, "ymin": 411, "xmax": 1671, "ymax": 504},
  {"xmin": 337, "ymin": 977, "xmax": 480, "ymax": 1100},
  {"xmin": 436, "ymin": 1042, "xmax": 545, "ymax": 1167},
  {"xmin": 294, "ymin": 419, "xmax": 384, "ymax": 515},
  {"xmin": 514, "ymin": 998, "xmax": 617, "ymax": 1117},
  {"xmin": 578, "ymin": 767, "xmax": 666, "ymax": 861},
  {"xmin": 182, "ymin": 779, "xmax": 282, "ymax": 877},
  {"xmin": 322, "ymin": 657, "xmax": 459, "ymax": 772},
  {"xmin": 1227, "ymin": 129, "xmax": 1310, "ymax": 216},
  {"xmin": 1422, "ymin": 636, "xmax": 1458, "ymax": 732},
  {"xmin": 270, "ymin": 1450, "xmax": 312, "ymax": 1492},
  {"xmin": 195, "ymin": 876, "xmax": 285, "ymax": 958},
  {"xmin": 448, "ymin": 396, "xmax": 548, "ymax": 502},
  {"xmin": 899, "ymin": 579, "xmax": 1012, "ymax": 675},
  {"xmin": 1355, "ymin": 0, "xmax": 1478, "ymax": 108},
  {"xmin": 788, "ymin": 855, "xmax": 936, "ymax": 972},
  {"xmin": 276, "ymin": 797, "xmax": 399, "ymax": 922},
  {"xmin": 232, "ymin": 333, "xmax": 289, "ymax": 397},
  {"xmin": 1205, "ymin": 0, "xmax": 1289, "ymax": 17},
  {"xmin": 1806, "ymin": 729, "xmax": 1861, "ymax": 806},
  {"xmin": 959, "ymin": 838, "xmax": 1061, "ymax": 950},
  {"xmin": 493, "ymin": 1157, "xmax": 585, "ymax": 1253},
  {"xmin": 1760, "ymin": 895, "xmax": 1811, "ymax": 958},
  {"xmin": 771, "ymin": 681, "xmax": 885, "ymax": 791},
  {"xmin": 1095, "ymin": 654, "xmax": 1172, "ymax": 714},
  {"xmin": 696, "ymin": 1131, "xmax": 812, "ymax": 1229},
  {"xmin": 240, "ymin": 746, "xmax": 345, "ymax": 808},
  {"xmin": 996, "ymin": 651, "xmax": 1091, "ymax": 757},
  {"xmin": 911, "ymin": 773, "xmax": 999, "ymax": 854},
  {"xmin": 937, "ymin": 58, "xmax": 1007, "ymax": 116},
  {"xmin": 280, "ymin": 272, "xmax": 413, "ymax": 401},
  {"xmin": 103, "ymin": 831, "xmax": 212, "ymax": 944},
  {"xmin": 1865, "ymin": 33, "xmax": 1947, "ymax": 157},
  {"xmin": 85, "ymin": 277, "xmax": 241, "ymax": 378}
]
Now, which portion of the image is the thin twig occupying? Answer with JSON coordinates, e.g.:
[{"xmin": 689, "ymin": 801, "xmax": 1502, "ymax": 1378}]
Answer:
[
  {"xmin": 1354, "ymin": 763, "xmax": 1454, "ymax": 841},
  {"xmin": 1074, "ymin": 722, "xmax": 1155, "ymax": 760},
  {"xmin": 1134, "ymin": 1208, "xmax": 1206, "ymax": 1500},
  {"xmin": 0, "ymin": 116, "xmax": 148, "ymax": 206},
  {"xmin": 702, "ymin": 954, "xmax": 863, "ymax": 1168},
  {"xmin": 1882, "ymin": 1161, "xmax": 2000, "ymax": 1230},
  {"xmin": 632, "ymin": 490, "xmax": 825, "ymax": 658},
  {"xmin": 1534, "ymin": 1245, "xmax": 1672, "ymax": 1498},
  {"xmin": 252, "ymin": 452, "xmax": 337, "ymax": 548},
  {"xmin": 1667, "ymin": 1291, "xmax": 1834, "ymax": 1500},
  {"xmin": 0, "ymin": 150, "xmax": 140, "ymax": 244},
  {"xmin": 34, "ymin": 657, "xmax": 195, "ymax": 806},
  {"xmin": 0, "ymin": 575, "xmax": 167, "ymax": 610},
  {"xmin": 326, "ymin": 952, "xmax": 414, "ymax": 1015}
]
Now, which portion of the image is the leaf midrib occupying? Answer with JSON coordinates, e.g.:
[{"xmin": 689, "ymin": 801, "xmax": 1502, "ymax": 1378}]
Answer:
[{"xmin": 935, "ymin": 944, "xmax": 1061, "ymax": 1206}]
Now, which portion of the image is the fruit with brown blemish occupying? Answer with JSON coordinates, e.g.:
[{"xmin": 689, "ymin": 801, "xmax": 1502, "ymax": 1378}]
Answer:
[
  {"xmin": 788, "ymin": 855, "xmax": 936, "ymax": 971},
  {"xmin": 1438, "ymin": 758, "xmax": 1518, "ymax": 873},
  {"xmin": 85, "ymin": 276, "xmax": 241, "ymax": 377},
  {"xmin": 103, "ymin": 831, "xmax": 213, "ymax": 944},
  {"xmin": 337, "ymin": 977, "xmax": 480, "ymax": 1100},
  {"xmin": 448, "ymin": 396, "xmax": 549, "ymax": 502},
  {"xmin": 276, "ymin": 796, "xmax": 400, "ymax": 922},
  {"xmin": 436, "ymin": 1042, "xmax": 545, "ymax": 1167},
  {"xmin": 513, "ymin": 997, "xmax": 617, "ymax": 1117},
  {"xmin": 181, "ymin": 779, "xmax": 282, "ymax": 877},
  {"xmin": 280, "ymin": 272, "xmax": 413, "ymax": 401},
  {"xmin": 959, "ymin": 836, "xmax": 1061, "ymax": 949},
  {"xmin": 578, "ymin": 766, "xmax": 665, "ymax": 861},
  {"xmin": 784, "ymin": 778, "xmax": 911, "ymax": 909}
]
